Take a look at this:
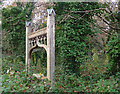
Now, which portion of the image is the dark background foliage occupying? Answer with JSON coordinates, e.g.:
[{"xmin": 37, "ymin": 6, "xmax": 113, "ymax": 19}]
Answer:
[
  {"xmin": 1, "ymin": 1, "xmax": 120, "ymax": 93},
  {"xmin": 2, "ymin": 2, "xmax": 34, "ymax": 57}
]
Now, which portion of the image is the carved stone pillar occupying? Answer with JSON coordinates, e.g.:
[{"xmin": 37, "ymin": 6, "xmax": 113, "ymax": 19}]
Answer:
[
  {"xmin": 47, "ymin": 9, "xmax": 55, "ymax": 85},
  {"xmin": 26, "ymin": 21, "xmax": 32, "ymax": 72}
]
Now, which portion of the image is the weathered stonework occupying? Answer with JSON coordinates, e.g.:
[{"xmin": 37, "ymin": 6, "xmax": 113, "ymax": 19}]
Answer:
[
  {"xmin": 31, "ymin": 2, "xmax": 53, "ymax": 31},
  {"xmin": 26, "ymin": 3, "xmax": 55, "ymax": 86}
]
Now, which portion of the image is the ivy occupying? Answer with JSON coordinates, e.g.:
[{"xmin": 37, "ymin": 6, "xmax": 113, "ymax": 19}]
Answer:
[
  {"xmin": 54, "ymin": 2, "xmax": 104, "ymax": 75},
  {"xmin": 2, "ymin": 2, "xmax": 34, "ymax": 57}
]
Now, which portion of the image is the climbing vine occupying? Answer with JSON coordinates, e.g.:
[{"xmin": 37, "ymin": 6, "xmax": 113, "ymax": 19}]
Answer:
[
  {"xmin": 2, "ymin": 2, "xmax": 34, "ymax": 57},
  {"xmin": 54, "ymin": 2, "xmax": 104, "ymax": 75}
]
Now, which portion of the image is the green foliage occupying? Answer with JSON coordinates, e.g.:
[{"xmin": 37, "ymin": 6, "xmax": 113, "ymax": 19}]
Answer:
[
  {"xmin": 30, "ymin": 48, "xmax": 47, "ymax": 76},
  {"xmin": 80, "ymin": 48, "xmax": 110, "ymax": 80},
  {"xmin": 2, "ymin": 2, "xmax": 34, "ymax": 56},
  {"xmin": 93, "ymin": 75, "xmax": 119, "ymax": 92},
  {"xmin": 106, "ymin": 32, "xmax": 120, "ymax": 75},
  {"xmin": 51, "ymin": 65, "xmax": 119, "ymax": 92},
  {"xmin": 2, "ymin": 71, "xmax": 51, "ymax": 92},
  {"xmin": 2, "ymin": 56, "xmax": 119, "ymax": 92},
  {"xmin": 2, "ymin": 56, "xmax": 51, "ymax": 92},
  {"xmin": 2, "ymin": 2, "xmax": 120, "ymax": 93},
  {"xmin": 102, "ymin": 1, "xmax": 120, "ymax": 75},
  {"xmin": 54, "ymin": 2, "xmax": 104, "ymax": 75}
]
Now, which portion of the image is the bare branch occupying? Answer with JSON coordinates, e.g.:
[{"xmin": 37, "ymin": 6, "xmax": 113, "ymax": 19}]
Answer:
[
  {"xmin": 71, "ymin": 8, "xmax": 107, "ymax": 13},
  {"xmin": 96, "ymin": 14, "xmax": 120, "ymax": 30},
  {"xmin": 57, "ymin": 13, "xmax": 69, "ymax": 24}
]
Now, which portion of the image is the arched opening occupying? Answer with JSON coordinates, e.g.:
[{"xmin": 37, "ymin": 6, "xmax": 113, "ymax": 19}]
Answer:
[
  {"xmin": 26, "ymin": 8, "xmax": 55, "ymax": 82},
  {"xmin": 29, "ymin": 46, "xmax": 47, "ymax": 77}
]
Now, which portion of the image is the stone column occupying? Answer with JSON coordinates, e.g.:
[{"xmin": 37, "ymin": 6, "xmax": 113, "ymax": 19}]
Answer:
[
  {"xmin": 47, "ymin": 9, "xmax": 55, "ymax": 84},
  {"xmin": 26, "ymin": 21, "xmax": 32, "ymax": 72}
]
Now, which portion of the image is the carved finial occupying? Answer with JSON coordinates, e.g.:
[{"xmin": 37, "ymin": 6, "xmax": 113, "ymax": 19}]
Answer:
[
  {"xmin": 47, "ymin": 8, "xmax": 55, "ymax": 16},
  {"xmin": 26, "ymin": 21, "xmax": 32, "ymax": 27}
]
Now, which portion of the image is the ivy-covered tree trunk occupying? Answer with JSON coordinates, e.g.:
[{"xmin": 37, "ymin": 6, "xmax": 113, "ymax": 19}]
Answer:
[{"xmin": 54, "ymin": 2, "xmax": 103, "ymax": 75}]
